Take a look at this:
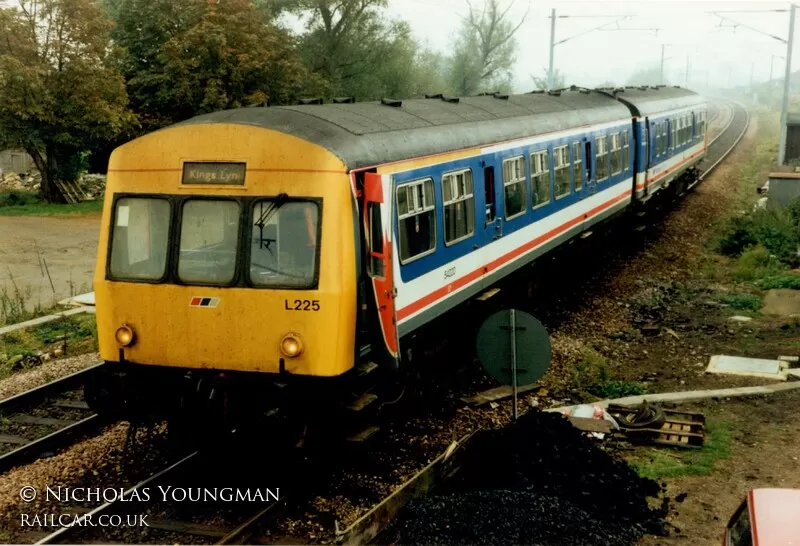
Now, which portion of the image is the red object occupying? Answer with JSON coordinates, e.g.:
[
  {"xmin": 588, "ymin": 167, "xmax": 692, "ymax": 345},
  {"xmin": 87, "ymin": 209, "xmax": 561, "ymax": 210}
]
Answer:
[{"xmin": 723, "ymin": 489, "xmax": 800, "ymax": 545}]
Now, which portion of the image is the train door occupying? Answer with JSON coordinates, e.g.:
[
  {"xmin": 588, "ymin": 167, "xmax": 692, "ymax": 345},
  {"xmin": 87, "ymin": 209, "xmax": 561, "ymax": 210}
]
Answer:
[
  {"xmin": 584, "ymin": 139, "xmax": 596, "ymax": 196},
  {"xmin": 362, "ymin": 172, "xmax": 399, "ymax": 370},
  {"xmin": 481, "ymin": 163, "xmax": 503, "ymax": 242}
]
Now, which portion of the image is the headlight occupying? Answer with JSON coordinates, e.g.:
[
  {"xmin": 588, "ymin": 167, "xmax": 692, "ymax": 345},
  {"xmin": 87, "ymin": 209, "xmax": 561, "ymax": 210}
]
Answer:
[
  {"xmin": 279, "ymin": 333, "xmax": 304, "ymax": 358},
  {"xmin": 115, "ymin": 325, "xmax": 135, "ymax": 347}
]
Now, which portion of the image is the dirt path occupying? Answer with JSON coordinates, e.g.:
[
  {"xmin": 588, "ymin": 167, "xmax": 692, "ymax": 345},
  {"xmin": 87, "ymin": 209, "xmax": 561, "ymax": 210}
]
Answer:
[{"xmin": 0, "ymin": 214, "xmax": 100, "ymax": 309}]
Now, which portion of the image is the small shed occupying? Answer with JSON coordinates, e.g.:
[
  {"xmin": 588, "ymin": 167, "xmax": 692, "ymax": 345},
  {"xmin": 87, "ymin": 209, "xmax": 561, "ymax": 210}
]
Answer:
[
  {"xmin": 767, "ymin": 164, "xmax": 800, "ymax": 208},
  {"xmin": 785, "ymin": 113, "xmax": 800, "ymax": 164},
  {"xmin": 0, "ymin": 149, "xmax": 34, "ymax": 174}
]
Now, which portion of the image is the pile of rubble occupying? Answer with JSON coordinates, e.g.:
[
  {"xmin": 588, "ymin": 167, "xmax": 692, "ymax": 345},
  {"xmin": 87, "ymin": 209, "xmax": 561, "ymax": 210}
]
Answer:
[
  {"xmin": 0, "ymin": 171, "xmax": 41, "ymax": 192},
  {"xmin": 0, "ymin": 171, "xmax": 106, "ymax": 199}
]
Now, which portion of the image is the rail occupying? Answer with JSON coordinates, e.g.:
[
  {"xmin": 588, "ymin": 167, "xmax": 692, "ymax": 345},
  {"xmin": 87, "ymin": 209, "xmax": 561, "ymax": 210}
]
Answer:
[{"xmin": 0, "ymin": 363, "xmax": 107, "ymax": 474}]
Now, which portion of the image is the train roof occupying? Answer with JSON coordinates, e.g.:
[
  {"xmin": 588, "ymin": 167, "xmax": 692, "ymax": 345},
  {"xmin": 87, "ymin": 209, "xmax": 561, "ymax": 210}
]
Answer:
[
  {"xmin": 175, "ymin": 86, "xmax": 704, "ymax": 171},
  {"xmin": 176, "ymin": 89, "xmax": 630, "ymax": 171},
  {"xmin": 609, "ymin": 86, "xmax": 705, "ymax": 117}
]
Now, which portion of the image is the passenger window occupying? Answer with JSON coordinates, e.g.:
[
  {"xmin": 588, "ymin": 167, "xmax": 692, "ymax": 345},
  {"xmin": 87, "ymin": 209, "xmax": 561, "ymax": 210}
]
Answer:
[
  {"xmin": 595, "ymin": 135, "xmax": 608, "ymax": 181},
  {"xmin": 531, "ymin": 150, "xmax": 550, "ymax": 208},
  {"xmin": 178, "ymin": 200, "xmax": 240, "ymax": 285},
  {"xmin": 622, "ymin": 131, "xmax": 630, "ymax": 171},
  {"xmin": 610, "ymin": 133, "xmax": 622, "ymax": 176},
  {"xmin": 572, "ymin": 142, "xmax": 582, "ymax": 191},
  {"xmin": 727, "ymin": 501, "xmax": 752, "ymax": 546},
  {"xmin": 397, "ymin": 179, "xmax": 436, "ymax": 263},
  {"xmin": 484, "ymin": 166, "xmax": 496, "ymax": 223},
  {"xmin": 442, "ymin": 169, "xmax": 475, "ymax": 245},
  {"xmin": 502, "ymin": 156, "xmax": 527, "ymax": 219},
  {"xmin": 109, "ymin": 197, "xmax": 170, "ymax": 281},
  {"xmin": 250, "ymin": 200, "xmax": 319, "ymax": 288},
  {"xmin": 553, "ymin": 145, "xmax": 570, "ymax": 198}
]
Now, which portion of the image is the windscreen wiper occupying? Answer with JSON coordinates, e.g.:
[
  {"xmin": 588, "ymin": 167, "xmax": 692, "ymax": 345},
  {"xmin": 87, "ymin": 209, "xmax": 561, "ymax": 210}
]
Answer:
[{"xmin": 255, "ymin": 193, "xmax": 289, "ymax": 252}]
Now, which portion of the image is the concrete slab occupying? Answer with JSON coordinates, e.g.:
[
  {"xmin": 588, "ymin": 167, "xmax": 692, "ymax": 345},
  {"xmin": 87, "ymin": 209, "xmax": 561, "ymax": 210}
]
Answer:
[
  {"xmin": 57, "ymin": 292, "xmax": 95, "ymax": 307},
  {"xmin": 547, "ymin": 381, "xmax": 800, "ymax": 414},
  {"xmin": 761, "ymin": 289, "xmax": 800, "ymax": 316},
  {"xmin": 706, "ymin": 355, "xmax": 789, "ymax": 381},
  {"xmin": 0, "ymin": 307, "xmax": 95, "ymax": 337}
]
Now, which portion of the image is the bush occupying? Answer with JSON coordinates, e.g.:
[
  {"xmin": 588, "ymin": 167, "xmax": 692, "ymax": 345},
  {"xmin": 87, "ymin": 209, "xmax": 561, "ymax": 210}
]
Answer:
[
  {"xmin": 718, "ymin": 205, "xmax": 800, "ymax": 267},
  {"xmin": 735, "ymin": 245, "xmax": 786, "ymax": 281}
]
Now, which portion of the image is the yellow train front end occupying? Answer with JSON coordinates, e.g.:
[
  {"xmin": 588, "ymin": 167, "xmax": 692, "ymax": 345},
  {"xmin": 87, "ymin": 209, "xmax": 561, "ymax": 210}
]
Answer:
[{"xmin": 87, "ymin": 121, "xmax": 358, "ymax": 428}]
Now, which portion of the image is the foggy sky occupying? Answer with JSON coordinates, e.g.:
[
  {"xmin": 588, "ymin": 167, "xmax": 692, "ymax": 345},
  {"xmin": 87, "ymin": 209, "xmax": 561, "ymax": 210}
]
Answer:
[{"xmin": 287, "ymin": 0, "xmax": 799, "ymax": 92}]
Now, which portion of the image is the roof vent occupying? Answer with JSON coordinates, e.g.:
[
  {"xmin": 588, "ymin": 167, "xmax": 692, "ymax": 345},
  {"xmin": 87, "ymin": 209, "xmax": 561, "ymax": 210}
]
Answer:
[
  {"xmin": 441, "ymin": 96, "xmax": 460, "ymax": 104},
  {"xmin": 333, "ymin": 97, "xmax": 355, "ymax": 104},
  {"xmin": 547, "ymin": 90, "xmax": 562, "ymax": 96},
  {"xmin": 493, "ymin": 93, "xmax": 509, "ymax": 100},
  {"xmin": 527, "ymin": 89, "xmax": 545, "ymax": 94},
  {"xmin": 425, "ymin": 93, "xmax": 443, "ymax": 99},
  {"xmin": 381, "ymin": 98, "xmax": 402, "ymax": 107},
  {"xmin": 579, "ymin": 89, "xmax": 590, "ymax": 94},
  {"xmin": 299, "ymin": 98, "xmax": 323, "ymax": 105}
]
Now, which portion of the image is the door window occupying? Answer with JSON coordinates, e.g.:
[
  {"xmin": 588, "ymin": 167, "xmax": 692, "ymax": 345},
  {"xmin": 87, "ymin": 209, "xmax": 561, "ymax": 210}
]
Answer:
[{"xmin": 484, "ymin": 166, "xmax": 496, "ymax": 222}]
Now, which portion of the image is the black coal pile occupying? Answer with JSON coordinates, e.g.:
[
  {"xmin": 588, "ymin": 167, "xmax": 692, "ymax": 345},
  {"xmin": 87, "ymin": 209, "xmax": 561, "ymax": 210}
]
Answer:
[
  {"xmin": 391, "ymin": 409, "xmax": 671, "ymax": 545},
  {"xmin": 393, "ymin": 490, "xmax": 647, "ymax": 545}
]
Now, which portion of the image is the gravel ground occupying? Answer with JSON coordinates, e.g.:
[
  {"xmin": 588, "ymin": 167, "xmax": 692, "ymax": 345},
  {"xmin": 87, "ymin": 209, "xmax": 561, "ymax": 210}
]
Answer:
[
  {"xmin": 0, "ymin": 422, "xmax": 171, "ymax": 542},
  {"xmin": 0, "ymin": 352, "xmax": 100, "ymax": 400}
]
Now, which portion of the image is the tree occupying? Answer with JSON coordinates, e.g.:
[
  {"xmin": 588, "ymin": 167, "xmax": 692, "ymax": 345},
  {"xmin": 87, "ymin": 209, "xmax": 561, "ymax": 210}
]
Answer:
[
  {"xmin": 0, "ymin": 0, "xmax": 134, "ymax": 202},
  {"xmin": 112, "ymin": 0, "xmax": 321, "ymax": 131},
  {"xmin": 447, "ymin": 0, "xmax": 527, "ymax": 96},
  {"xmin": 531, "ymin": 68, "xmax": 565, "ymax": 91}
]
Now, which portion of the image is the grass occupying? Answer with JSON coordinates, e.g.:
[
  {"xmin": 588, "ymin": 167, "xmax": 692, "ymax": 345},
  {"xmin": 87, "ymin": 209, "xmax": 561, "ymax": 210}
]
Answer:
[
  {"xmin": 0, "ymin": 314, "xmax": 98, "ymax": 379},
  {"xmin": 630, "ymin": 420, "xmax": 732, "ymax": 479},
  {"xmin": 570, "ymin": 348, "xmax": 647, "ymax": 400},
  {"xmin": 0, "ymin": 191, "xmax": 101, "ymax": 216},
  {"xmin": 755, "ymin": 273, "xmax": 800, "ymax": 290},
  {"xmin": 715, "ymin": 292, "xmax": 762, "ymax": 312}
]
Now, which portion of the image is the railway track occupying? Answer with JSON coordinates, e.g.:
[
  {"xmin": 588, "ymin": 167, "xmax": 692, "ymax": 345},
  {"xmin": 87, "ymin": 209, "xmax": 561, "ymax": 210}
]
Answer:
[
  {"xmin": 0, "ymin": 364, "xmax": 107, "ymax": 474},
  {"xmin": 697, "ymin": 101, "xmax": 749, "ymax": 182}
]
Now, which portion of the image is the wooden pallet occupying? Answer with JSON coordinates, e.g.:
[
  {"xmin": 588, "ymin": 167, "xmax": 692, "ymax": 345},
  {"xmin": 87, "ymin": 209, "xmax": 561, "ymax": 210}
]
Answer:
[
  {"xmin": 607, "ymin": 403, "xmax": 705, "ymax": 449},
  {"xmin": 53, "ymin": 179, "xmax": 86, "ymax": 203}
]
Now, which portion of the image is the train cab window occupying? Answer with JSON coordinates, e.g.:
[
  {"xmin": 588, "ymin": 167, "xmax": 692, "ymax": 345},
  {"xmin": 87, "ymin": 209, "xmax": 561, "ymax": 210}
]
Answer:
[
  {"xmin": 572, "ymin": 142, "xmax": 583, "ymax": 191},
  {"xmin": 595, "ymin": 135, "xmax": 609, "ymax": 181},
  {"xmin": 442, "ymin": 169, "xmax": 475, "ymax": 245},
  {"xmin": 622, "ymin": 131, "xmax": 630, "ymax": 171},
  {"xmin": 367, "ymin": 202, "xmax": 384, "ymax": 277},
  {"xmin": 178, "ymin": 200, "xmax": 240, "ymax": 285},
  {"xmin": 531, "ymin": 150, "xmax": 550, "ymax": 208},
  {"xmin": 610, "ymin": 133, "xmax": 622, "ymax": 176},
  {"xmin": 109, "ymin": 197, "xmax": 170, "ymax": 281},
  {"xmin": 397, "ymin": 179, "xmax": 436, "ymax": 263},
  {"xmin": 250, "ymin": 200, "xmax": 319, "ymax": 287},
  {"xmin": 502, "ymin": 156, "xmax": 527, "ymax": 219},
  {"xmin": 553, "ymin": 145, "xmax": 570, "ymax": 199}
]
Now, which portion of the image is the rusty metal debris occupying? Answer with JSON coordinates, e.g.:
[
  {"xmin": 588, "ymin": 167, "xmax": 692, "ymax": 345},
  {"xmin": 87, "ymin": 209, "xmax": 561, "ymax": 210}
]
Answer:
[{"xmin": 607, "ymin": 403, "xmax": 705, "ymax": 449}]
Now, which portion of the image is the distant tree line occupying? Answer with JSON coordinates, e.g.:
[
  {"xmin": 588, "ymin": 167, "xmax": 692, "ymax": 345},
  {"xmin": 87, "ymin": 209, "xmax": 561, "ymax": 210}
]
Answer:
[{"xmin": 0, "ymin": 0, "xmax": 526, "ymax": 201}]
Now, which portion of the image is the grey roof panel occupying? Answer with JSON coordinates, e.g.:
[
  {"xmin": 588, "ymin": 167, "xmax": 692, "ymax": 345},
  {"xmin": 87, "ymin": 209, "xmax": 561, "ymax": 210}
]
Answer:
[
  {"xmin": 172, "ymin": 88, "xmax": 693, "ymax": 170},
  {"xmin": 611, "ymin": 86, "xmax": 706, "ymax": 117}
]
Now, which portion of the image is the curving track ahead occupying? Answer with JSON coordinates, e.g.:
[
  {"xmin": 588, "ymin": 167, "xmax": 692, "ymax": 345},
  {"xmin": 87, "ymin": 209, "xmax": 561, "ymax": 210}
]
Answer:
[{"xmin": 697, "ymin": 101, "xmax": 749, "ymax": 182}]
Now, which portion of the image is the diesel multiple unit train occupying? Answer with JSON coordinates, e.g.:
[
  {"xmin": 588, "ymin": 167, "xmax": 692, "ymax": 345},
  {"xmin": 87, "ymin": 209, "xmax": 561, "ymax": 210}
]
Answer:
[{"xmin": 86, "ymin": 85, "xmax": 707, "ymax": 430}]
